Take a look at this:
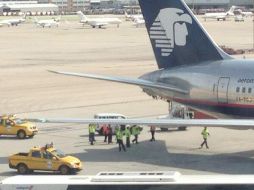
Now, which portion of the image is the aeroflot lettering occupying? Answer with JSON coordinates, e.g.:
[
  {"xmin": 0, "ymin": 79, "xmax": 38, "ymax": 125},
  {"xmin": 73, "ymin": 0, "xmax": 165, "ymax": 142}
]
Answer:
[
  {"xmin": 238, "ymin": 79, "xmax": 254, "ymax": 83},
  {"xmin": 149, "ymin": 8, "xmax": 192, "ymax": 56}
]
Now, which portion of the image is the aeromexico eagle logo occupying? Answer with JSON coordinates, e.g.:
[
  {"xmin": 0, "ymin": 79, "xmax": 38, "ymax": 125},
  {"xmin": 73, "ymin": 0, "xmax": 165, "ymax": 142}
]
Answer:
[{"xmin": 149, "ymin": 8, "xmax": 192, "ymax": 56}]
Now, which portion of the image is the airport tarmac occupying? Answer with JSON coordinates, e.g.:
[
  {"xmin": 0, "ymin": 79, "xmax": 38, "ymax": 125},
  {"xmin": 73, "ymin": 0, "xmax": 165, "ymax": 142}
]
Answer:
[{"xmin": 1, "ymin": 15, "xmax": 254, "ymax": 180}]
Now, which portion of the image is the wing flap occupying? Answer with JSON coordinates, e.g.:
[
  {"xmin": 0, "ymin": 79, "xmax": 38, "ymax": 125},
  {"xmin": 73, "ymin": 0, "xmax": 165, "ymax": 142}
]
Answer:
[{"xmin": 48, "ymin": 70, "xmax": 188, "ymax": 94}]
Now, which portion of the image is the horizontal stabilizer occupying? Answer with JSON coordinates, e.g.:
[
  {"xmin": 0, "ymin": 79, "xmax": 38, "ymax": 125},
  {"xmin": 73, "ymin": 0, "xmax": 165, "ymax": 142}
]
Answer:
[
  {"xmin": 24, "ymin": 118, "xmax": 254, "ymax": 128},
  {"xmin": 48, "ymin": 70, "xmax": 188, "ymax": 94}
]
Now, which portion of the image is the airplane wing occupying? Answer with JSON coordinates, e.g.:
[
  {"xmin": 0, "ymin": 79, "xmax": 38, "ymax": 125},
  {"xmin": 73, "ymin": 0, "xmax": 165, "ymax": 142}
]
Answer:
[
  {"xmin": 0, "ymin": 21, "xmax": 11, "ymax": 26},
  {"xmin": 48, "ymin": 70, "xmax": 188, "ymax": 94},
  {"xmin": 24, "ymin": 118, "xmax": 254, "ymax": 128}
]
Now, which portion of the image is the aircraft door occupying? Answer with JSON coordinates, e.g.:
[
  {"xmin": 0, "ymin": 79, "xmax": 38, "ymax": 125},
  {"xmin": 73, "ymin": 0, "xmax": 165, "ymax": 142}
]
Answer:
[{"xmin": 217, "ymin": 77, "xmax": 230, "ymax": 103}]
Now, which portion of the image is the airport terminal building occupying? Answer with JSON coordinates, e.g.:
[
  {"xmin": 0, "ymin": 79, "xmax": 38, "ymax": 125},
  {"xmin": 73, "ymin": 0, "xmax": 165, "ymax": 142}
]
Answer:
[
  {"xmin": 40, "ymin": 0, "xmax": 254, "ymax": 12},
  {"xmin": 185, "ymin": 0, "xmax": 253, "ymax": 7},
  {"xmin": 0, "ymin": 0, "xmax": 254, "ymax": 14},
  {"xmin": 0, "ymin": 1, "xmax": 58, "ymax": 15},
  {"xmin": 185, "ymin": 0, "xmax": 254, "ymax": 9}
]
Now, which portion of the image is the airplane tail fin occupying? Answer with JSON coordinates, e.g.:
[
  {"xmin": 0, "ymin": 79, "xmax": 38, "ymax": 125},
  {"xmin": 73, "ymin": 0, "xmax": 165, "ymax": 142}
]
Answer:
[
  {"xmin": 124, "ymin": 11, "xmax": 130, "ymax": 20},
  {"xmin": 138, "ymin": 0, "xmax": 232, "ymax": 69},
  {"xmin": 226, "ymin": 6, "xmax": 236, "ymax": 16},
  {"xmin": 22, "ymin": 12, "xmax": 27, "ymax": 19},
  {"xmin": 77, "ymin": 11, "xmax": 88, "ymax": 22}
]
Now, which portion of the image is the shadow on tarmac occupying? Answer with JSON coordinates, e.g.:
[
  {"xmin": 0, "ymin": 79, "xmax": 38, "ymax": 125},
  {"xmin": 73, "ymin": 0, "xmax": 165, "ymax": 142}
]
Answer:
[
  {"xmin": 1, "ymin": 141, "xmax": 254, "ymax": 176},
  {"xmin": 0, "ymin": 157, "xmax": 8, "ymax": 165},
  {"xmin": 73, "ymin": 140, "xmax": 254, "ymax": 175},
  {"xmin": 0, "ymin": 171, "xmax": 16, "ymax": 177},
  {"xmin": 0, "ymin": 136, "xmax": 30, "ymax": 140},
  {"xmin": 0, "ymin": 171, "xmax": 66, "ymax": 176}
]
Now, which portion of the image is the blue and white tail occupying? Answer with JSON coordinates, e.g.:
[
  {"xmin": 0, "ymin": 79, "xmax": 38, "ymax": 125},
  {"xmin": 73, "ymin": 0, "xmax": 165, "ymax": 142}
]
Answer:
[{"xmin": 138, "ymin": 0, "xmax": 232, "ymax": 69}]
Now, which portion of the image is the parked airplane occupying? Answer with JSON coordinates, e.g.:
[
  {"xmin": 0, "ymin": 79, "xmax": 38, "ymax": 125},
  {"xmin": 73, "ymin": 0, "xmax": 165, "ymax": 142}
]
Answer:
[
  {"xmin": 31, "ymin": 0, "xmax": 254, "ymax": 128},
  {"xmin": 124, "ymin": 11, "xmax": 143, "ymax": 21},
  {"xmin": 204, "ymin": 6, "xmax": 236, "ymax": 21},
  {"xmin": 77, "ymin": 11, "xmax": 122, "ymax": 28},
  {"xmin": 0, "ymin": 14, "xmax": 26, "ymax": 27},
  {"xmin": 237, "ymin": 9, "xmax": 253, "ymax": 17},
  {"xmin": 133, "ymin": 18, "xmax": 145, "ymax": 27},
  {"xmin": 34, "ymin": 16, "xmax": 61, "ymax": 28}
]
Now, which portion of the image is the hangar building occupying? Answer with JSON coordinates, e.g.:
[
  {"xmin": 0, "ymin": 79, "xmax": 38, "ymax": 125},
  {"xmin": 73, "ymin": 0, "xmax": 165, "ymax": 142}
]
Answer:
[
  {"xmin": 0, "ymin": 1, "xmax": 58, "ymax": 15},
  {"xmin": 0, "ymin": 0, "xmax": 253, "ymax": 14}
]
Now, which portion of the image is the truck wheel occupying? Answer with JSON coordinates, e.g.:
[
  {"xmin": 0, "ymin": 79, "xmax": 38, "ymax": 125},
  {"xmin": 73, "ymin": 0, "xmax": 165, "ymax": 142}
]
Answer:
[
  {"xmin": 17, "ymin": 164, "xmax": 28, "ymax": 174},
  {"xmin": 160, "ymin": 127, "xmax": 168, "ymax": 131},
  {"xmin": 59, "ymin": 165, "xmax": 70, "ymax": 175},
  {"xmin": 17, "ymin": 130, "xmax": 26, "ymax": 139},
  {"xmin": 178, "ymin": 126, "xmax": 187, "ymax": 131}
]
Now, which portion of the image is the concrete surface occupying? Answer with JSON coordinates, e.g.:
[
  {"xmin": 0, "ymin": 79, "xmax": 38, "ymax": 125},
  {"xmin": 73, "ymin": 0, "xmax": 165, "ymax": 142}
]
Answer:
[{"xmin": 0, "ymin": 15, "xmax": 254, "ymax": 180}]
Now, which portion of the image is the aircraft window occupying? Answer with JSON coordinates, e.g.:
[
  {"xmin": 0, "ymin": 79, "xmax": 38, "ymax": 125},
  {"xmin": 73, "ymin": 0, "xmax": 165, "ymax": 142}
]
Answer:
[
  {"xmin": 236, "ymin": 87, "xmax": 240, "ymax": 93},
  {"xmin": 242, "ymin": 87, "xmax": 246, "ymax": 93},
  {"xmin": 248, "ymin": 88, "xmax": 252, "ymax": 93}
]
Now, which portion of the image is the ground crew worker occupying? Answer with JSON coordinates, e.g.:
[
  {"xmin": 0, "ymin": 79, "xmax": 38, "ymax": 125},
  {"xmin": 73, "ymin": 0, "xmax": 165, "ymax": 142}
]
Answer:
[
  {"xmin": 200, "ymin": 126, "xmax": 210, "ymax": 149},
  {"xmin": 116, "ymin": 129, "xmax": 126, "ymax": 152},
  {"xmin": 108, "ymin": 125, "xmax": 113, "ymax": 144},
  {"xmin": 115, "ymin": 127, "xmax": 120, "ymax": 144},
  {"xmin": 132, "ymin": 125, "xmax": 140, "ymax": 144},
  {"xmin": 88, "ymin": 123, "xmax": 96, "ymax": 145},
  {"xmin": 150, "ymin": 125, "xmax": 156, "ymax": 141},
  {"xmin": 125, "ymin": 126, "xmax": 131, "ymax": 148},
  {"xmin": 103, "ymin": 125, "xmax": 109, "ymax": 143}
]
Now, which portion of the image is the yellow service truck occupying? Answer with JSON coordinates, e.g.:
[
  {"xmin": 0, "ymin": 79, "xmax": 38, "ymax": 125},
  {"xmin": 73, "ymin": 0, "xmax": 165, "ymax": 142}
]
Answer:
[
  {"xmin": 0, "ymin": 115, "xmax": 38, "ymax": 139},
  {"xmin": 9, "ymin": 144, "xmax": 82, "ymax": 175}
]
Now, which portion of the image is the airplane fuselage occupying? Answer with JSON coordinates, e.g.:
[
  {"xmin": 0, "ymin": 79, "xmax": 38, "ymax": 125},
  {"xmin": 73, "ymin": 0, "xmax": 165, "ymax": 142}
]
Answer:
[
  {"xmin": 141, "ymin": 59, "xmax": 254, "ymax": 119},
  {"xmin": 0, "ymin": 18, "xmax": 24, "ymax": 26},
  {"xmin": 37, "ymin": 20, "xmax": 59, "ymax": 28},
  {"xmin": 81, "ymin": 18, "xmax": 122, "ymax": 27}
]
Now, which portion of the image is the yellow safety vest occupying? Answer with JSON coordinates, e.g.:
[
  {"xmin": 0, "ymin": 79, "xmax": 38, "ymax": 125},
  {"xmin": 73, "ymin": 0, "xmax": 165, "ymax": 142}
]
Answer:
[
  {"xmin": 89, "ymin": 124, "xmax": 96, "ymax": 133},
  {"xmin": 125, "ymin": 129, "xmax": 131, "ymax": 137},
  {"xmin": 202, "ymin": 129, "xmax": 209, "ymax": 139},
  {"xmin": 116, "ymin": 130, "xmax": 124, "ymax": 140}
]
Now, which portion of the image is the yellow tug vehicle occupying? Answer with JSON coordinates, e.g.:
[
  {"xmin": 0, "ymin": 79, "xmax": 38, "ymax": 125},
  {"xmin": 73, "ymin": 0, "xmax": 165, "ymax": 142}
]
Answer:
[
  {"xmin": 9, "ymin": 143, "xmax": 82, "ymax": 175},
  {"xmin": 0, "ymin": 115, "xmax": 38, "ymax": 139}
]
